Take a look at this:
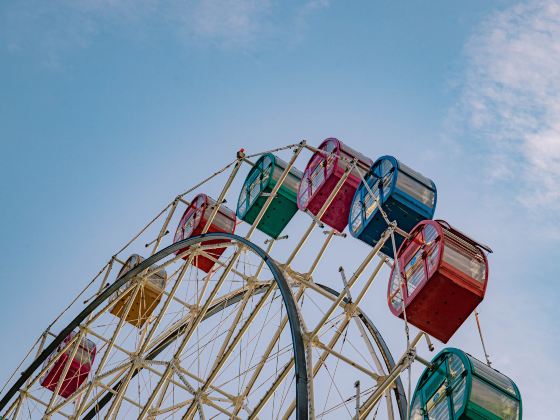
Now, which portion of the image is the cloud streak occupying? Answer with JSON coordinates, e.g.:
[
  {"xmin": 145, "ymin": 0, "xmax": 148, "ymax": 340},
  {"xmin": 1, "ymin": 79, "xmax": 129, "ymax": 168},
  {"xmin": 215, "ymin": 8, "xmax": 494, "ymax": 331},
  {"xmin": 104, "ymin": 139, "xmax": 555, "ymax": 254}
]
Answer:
[
  {"xmin": 460, "ymin": 0, "xmax": 560, "ymax": 229},
  {"xmin": 186, "ymin": 0, "xmax": 273, "ymax": 47},
  {"xmin": 1, "ymin": 0, "xmax": 329, "ymax": 66}
]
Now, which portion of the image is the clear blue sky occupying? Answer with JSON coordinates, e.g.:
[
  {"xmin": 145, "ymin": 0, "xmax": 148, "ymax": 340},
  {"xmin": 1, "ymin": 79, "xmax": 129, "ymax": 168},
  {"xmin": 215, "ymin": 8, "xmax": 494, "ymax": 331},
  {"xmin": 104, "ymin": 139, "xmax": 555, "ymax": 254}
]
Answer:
[{"xmin": 1, "ymin": 0, "xmax": 559, "ymax": 417}]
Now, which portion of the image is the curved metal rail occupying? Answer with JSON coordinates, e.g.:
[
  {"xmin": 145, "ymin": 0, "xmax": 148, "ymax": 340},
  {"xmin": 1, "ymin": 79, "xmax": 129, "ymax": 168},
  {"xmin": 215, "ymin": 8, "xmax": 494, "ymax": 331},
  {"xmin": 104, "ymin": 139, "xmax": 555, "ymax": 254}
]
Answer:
[
  {"xmin": 82, "ymin": 282, "xmax": 407, "ymax": 419},
  {"xmin": 0, "ymin": 233, "xmax": 309, "ymax": 420}
]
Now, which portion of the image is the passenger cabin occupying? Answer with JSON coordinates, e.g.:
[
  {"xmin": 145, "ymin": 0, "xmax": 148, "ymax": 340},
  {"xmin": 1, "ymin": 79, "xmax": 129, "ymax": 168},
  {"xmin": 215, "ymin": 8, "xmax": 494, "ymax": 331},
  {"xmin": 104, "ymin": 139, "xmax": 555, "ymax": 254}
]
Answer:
[
  {"xmin": 388, "ymin": 220, "xmax": 489, "ymax": 343},
  {"xmin": 40, "ymin": 332, "xmax": 96, "ymax": 398},
  {"xmin": 297, "ymin": 138, "xmax": 372, "ymax": 232},
  {"xmin": 109, "ymin": 254, "xmax": 167, "ymax": 328},
  {"xmin": 349, "ymin": 156, "xmax": 437, "ymax": 258},
  {"xmin": 174, "ymin": 193, "xmax": 236, "ymax": 272},
  {"xmin": 410, "ymin": 348, "xmax": 521, "ymax": 419},
  {"xmin": 237, "ymin": 153, "xmax": 302, "ymax": 238}
]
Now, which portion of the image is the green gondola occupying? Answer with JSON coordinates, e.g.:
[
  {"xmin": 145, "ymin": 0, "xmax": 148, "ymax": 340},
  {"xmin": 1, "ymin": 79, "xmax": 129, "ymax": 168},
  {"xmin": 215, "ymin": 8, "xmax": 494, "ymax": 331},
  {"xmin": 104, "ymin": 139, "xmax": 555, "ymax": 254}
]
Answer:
[
  {"xmin": 237, "ymin": 153, "xmax": 303, "ymax": 238},
  {"xmin": 410, "ymin": 348, "xmax": 521, "ymax": 419}
]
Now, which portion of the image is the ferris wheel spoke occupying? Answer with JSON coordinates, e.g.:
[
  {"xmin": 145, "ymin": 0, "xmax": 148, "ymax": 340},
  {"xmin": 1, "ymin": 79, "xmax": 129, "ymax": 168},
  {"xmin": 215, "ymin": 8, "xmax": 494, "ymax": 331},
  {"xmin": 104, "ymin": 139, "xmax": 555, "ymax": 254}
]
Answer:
[
  {"xmin": 275, "ymin": 370, "xmax": 296, "ymax": 418},
  {"xmin": 135, "ymin": 242, "xmax": 277, "ymax": 419},
  {"xmin": 61, "ymin": 362, "xmax": 133, "ymax": 417},
  {"xmin": 71, "ymin": 280, "xmax": 144, "ymax": 416},
  {"xmin": 318, "ymin": 329, "xmax": 346, "ymax": 418},
  {"xmin": 230, "ymin": 285, "xmax": 303, "ymax": 417},
  {"xmin": 211, "ymin": 341, "xmax": 291, "ymax": 395},
  {"xmin": 152, "ymin": 398, "xmax": 195, "ymax": 417},
  {"xmin": 102, "ymin": 251, "xmax": 203, "ymax": 418},
  {"xmin": 316, "ymin": 347, "xmax": 355, "ymax": 419},
  {"xmin": 236, "ymin": 290, "xmax": 281, "ymax": 393},
  {"xmin": 298, "ymin": 276, "xmax": 403, "ymax": 418},
  {"xmin": 161, "ymin": 272, "xmax": 289, "ymax": 418},
  {"xmin": 249, "ymin": 358, "xmax": 295, "ymax": 419},
  {"xmin": 182, "ymin": 284, "xmax": 277, "ymax": 418},
  {"xmin": 177, "ymin": 270, "xmax": 298, "ymax": 417},
  {"xmin": 173, "ymin": 364, "xmax": 240, "ymax": 407},
  {"xmin": 314, "ymin": 337, "xmax": 380, "ymax": 380},
  {"xmin": 277, "ymin": 250, "xmax": 388, "ymax": 418},
  {"xmin": 28, "ymin": 391, "xmax": 73, "ymax": 419},
  {"xmin": 197, "ymin": 247, "xmax": 265, "ymax": 284}
]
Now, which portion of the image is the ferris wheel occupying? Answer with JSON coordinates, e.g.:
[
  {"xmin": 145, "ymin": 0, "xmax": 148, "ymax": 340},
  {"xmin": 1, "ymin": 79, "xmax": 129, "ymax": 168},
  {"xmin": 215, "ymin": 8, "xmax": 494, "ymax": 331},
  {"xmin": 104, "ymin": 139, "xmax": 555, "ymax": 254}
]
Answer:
[{"xmin": 0, "ymin": 140, "xmax": 521, "ymax": 419}]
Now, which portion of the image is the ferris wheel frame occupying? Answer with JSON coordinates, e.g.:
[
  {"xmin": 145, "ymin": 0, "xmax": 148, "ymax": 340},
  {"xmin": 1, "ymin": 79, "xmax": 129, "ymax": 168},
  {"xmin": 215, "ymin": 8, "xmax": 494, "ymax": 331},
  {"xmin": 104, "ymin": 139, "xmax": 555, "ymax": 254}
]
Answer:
[
  {"xmin": 0, "ymin": 233, "xmax": 409, "ymax": 419},
  {"xmin": 1, "ymin": 141, "xmax": 447, "ymax": 420}
]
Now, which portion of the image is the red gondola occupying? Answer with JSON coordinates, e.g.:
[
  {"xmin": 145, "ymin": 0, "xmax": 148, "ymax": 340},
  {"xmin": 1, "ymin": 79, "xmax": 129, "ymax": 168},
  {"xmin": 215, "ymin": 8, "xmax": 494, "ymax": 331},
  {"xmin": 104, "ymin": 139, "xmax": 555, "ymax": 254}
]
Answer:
[
  {"xmin": 297, "ymin": 138, "xmax": 372, "ymax": 232},
  {"xmin": 388, "ymin": 220, "xmax": 490, "ymax": 343},
  {"xmin": 173, "ymin": 193, "xmax": 236, "ymax": 272},
  {"xmin": 40, "ymin": 332, "xmax": 96, "ymax": 398}
]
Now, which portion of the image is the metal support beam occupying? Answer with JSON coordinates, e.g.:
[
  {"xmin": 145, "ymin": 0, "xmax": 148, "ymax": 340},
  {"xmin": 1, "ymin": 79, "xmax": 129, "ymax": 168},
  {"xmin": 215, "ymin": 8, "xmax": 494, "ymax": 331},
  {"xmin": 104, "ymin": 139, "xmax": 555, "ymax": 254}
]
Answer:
[
  {"xmin": 286, "ymin": 159, "xmax": 357, "ymax": 265},
  {"xmin": 359, "ymin": 332, "xmax": 425, "ymax": 418},
  {"xmin": 151, "ymin": 197, "xmax": 179, "ymax": 255}
]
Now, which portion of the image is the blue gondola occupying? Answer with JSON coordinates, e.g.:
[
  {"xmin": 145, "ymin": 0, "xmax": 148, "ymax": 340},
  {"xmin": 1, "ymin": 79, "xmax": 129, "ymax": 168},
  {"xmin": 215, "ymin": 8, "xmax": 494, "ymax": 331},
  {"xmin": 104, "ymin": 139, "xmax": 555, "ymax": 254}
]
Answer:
[{"xmin": 348, "ymin": 156, "xmax": 437, "ymax": 257}]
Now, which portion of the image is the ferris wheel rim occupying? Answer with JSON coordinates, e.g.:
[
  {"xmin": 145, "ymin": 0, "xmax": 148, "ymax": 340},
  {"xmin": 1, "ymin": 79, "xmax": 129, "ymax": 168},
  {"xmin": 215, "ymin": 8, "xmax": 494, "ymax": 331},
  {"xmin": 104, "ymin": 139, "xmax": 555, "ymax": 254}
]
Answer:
[
  {"xmin": 78, "ymin": 281, "xmax": 406, "ymax": 419},
  {"xmin": 0, "ymin": 233, "xmax": 309, "ymax": 419},
  {"xmin": 1, "ymin": 236, "xmax": 407, "ymax": 419}
]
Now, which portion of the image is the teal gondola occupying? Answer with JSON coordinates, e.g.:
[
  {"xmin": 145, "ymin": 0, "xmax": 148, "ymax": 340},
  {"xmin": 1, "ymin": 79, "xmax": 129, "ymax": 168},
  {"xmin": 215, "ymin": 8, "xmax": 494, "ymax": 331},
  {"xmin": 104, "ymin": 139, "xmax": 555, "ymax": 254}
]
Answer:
[
  {"xmin": 410, "ymin": 348, "xmax": 521, "ymax": 419},
  {"xmin": 237, "ymin": 153, "xmax": 302, "ymax": 238}
]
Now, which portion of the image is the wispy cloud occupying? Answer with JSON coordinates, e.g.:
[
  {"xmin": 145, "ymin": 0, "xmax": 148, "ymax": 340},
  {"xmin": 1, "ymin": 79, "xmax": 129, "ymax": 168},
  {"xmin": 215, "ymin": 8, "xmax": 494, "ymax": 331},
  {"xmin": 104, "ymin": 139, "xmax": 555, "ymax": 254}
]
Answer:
[
  {"xmin": 185, "ymin": 0, "xmax": 273, "ymax": 47},
  {"xmin": 1, "ymin": 0, "xmax": 329, "ymax": 66},
  {"xmin": 458, "ymin": 0, "xmax": 560, "ymax": 231}
]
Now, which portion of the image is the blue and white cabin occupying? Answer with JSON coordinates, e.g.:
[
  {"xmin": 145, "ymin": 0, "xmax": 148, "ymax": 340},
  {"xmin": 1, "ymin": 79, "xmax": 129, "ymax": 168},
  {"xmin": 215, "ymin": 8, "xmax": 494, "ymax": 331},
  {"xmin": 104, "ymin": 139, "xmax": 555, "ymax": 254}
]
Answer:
[{"xmin": 348, "ymin": 156, "xmax": 437, "ymax": 257}]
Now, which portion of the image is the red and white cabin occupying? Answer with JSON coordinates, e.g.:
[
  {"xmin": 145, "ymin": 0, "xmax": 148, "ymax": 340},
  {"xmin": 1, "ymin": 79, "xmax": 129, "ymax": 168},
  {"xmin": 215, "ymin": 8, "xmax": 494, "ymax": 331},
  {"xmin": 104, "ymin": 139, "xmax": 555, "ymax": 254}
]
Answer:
[
  {"xmin": 40, "ymin": 332, "xmax": 96, "ymax": 398},
  {"xmin": 297, "ymin": 138, "xmax": 372, "ymax": 232},
  {"xmin": 388, "ymin": 220, "xmax": 490, "ymax": 343},
  {"xmin": 173, "ymin": 193, "xmax": 236, "ymax": 272}
]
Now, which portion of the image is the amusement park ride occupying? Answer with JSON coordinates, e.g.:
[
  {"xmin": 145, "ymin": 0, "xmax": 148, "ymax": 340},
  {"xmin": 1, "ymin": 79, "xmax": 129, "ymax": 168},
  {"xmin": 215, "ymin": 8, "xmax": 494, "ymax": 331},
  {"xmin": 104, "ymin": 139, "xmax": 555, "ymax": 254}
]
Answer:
[{"xmin": 0, "ymin": 139, "xmax": 521, "ymax": 419}]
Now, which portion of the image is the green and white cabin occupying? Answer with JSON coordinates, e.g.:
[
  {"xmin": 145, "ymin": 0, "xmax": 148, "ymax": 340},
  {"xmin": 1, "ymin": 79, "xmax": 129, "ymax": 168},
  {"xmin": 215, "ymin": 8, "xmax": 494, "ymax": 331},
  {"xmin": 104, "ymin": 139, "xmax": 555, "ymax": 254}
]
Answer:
[
  {"xmin": 411, "ymin": 348, "xmax": 521, "ymax": 420},
  {"xmin": 237, "ymin": 153, "xmax": 303, "ymax": 238}
]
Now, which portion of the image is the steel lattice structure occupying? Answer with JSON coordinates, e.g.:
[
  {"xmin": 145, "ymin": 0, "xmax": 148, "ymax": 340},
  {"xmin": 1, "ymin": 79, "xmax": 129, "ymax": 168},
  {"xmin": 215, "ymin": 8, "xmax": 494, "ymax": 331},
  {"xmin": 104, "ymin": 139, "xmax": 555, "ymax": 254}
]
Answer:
[{"xmin": 0, "ymin": 141, "xmax": 445, "ymax": 419}]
